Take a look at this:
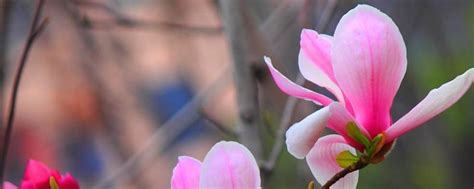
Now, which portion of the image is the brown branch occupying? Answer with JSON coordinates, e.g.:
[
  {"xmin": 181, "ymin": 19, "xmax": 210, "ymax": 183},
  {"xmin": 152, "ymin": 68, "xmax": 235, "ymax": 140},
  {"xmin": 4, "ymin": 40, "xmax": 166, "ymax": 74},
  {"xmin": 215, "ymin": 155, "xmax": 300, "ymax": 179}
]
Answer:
[
  {"xmin": 218, "ymin": 0, "xmax": 269, "ymax": 159},
  {"xmin": 0, "ymin": 0, "xmax": 47, "ymax": 184},
  {"xmin": 321, "ymin": 157, "xmax": 369, "ymax": 189}
]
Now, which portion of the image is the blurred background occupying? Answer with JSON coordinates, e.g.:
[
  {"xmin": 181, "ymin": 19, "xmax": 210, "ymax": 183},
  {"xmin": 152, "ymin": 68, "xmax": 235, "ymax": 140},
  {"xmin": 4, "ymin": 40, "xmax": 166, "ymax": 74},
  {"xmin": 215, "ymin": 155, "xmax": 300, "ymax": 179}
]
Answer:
[{"xmin": 0, "ymin": 0, "xmax": 473, "ymax": 188}]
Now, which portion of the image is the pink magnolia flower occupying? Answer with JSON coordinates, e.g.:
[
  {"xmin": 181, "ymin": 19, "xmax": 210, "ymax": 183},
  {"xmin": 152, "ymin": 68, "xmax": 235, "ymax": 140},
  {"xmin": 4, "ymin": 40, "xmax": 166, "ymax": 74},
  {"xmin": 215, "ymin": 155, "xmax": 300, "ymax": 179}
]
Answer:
[
  {"xmin": 171, "ymin": 141, "xmax": 261, "ymax": 189},
  {"xmin": 5, "ymin": 159, "xmax": 80, "ymax": 189},
  {"xmin": 265, "ymin": 4, "xmax": 473, "ymax": 189},
  {"xmin": 3, "ymin": 182, "xmax": 17, "ymax": 189}
]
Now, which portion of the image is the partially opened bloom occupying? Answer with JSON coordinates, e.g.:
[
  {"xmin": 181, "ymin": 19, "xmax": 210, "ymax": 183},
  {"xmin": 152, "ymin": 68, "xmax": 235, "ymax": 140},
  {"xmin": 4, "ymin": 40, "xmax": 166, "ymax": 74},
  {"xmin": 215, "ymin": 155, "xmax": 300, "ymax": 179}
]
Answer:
[
  {"xmin": 171, "ymin": 141, "xmax": 261, "ymax": 189},
  {"xmin": 265, "ymin": 4, "xmax": 474, "ymax": 189},
  {"xmin": 4, "ymin": 159, "xmax": 80, "ymax": 189}
]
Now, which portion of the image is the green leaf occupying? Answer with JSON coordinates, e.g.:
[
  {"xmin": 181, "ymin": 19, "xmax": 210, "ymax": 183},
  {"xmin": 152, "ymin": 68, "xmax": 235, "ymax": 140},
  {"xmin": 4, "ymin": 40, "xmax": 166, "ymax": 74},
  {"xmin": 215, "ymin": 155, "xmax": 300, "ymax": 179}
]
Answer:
[
  {"xmin": 50, "ymin": 176, "xmax": 59, "ymax": 189},
  {"xmin": 336, "ymin": 150, "xmax": 359, "ymax": 168},
  {"xmin": 346, "ymin": 122, "xmax": 370, "ymax": 148},
  {"xmin": 366, "ymin": 134, "xmax": 384, "ymax": 156}
]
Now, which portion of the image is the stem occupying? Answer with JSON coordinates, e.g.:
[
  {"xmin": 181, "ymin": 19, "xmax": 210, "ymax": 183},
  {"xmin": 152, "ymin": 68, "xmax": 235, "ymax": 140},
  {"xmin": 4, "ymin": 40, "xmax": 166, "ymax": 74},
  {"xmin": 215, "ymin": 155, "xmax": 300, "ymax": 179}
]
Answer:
[
  {"xmin": 320, "ymin": 157, "xmax": 369, "ymax": 189},
  {"xmin": 0, "ymin": 0, "xmax": 47, "ymax": 184}
]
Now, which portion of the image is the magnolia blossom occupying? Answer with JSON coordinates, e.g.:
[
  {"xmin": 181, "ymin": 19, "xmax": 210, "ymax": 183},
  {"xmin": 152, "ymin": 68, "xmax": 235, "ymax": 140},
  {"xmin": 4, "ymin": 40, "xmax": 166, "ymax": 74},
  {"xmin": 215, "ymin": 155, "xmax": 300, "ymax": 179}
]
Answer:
[
  {"xmin": 265, "ymin": 4, "xmax": 473, "ymax": 189},
  {"xmin": 3, "ymin": 182, "xmax": 17, "ymax": 189},
  {"xmin": 171, "ymin": 141, "xmax": 261, "ymax": 189},
  {"xmin": 5, "ymin": 159, "xmax": 80, "ymax": 189}
]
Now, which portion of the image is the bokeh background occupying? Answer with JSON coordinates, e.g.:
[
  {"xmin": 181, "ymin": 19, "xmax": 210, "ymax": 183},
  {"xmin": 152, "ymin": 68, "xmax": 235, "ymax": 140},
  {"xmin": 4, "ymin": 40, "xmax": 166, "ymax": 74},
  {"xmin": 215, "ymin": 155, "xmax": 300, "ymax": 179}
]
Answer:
[{"xmin": 1, "ymin": 0, "xmax": 473, "ymax": 188}]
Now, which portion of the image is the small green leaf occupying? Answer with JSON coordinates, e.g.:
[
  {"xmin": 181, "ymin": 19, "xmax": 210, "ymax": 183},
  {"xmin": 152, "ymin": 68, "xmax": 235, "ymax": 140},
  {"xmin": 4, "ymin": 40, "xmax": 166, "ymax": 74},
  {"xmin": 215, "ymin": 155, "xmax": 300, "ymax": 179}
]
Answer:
[
  {"xmin": 50, "ymin": 176, "xmax": 59, "ymax": 189},
  {"xmin": 367, "ymin": 134, "xmax": 384, "ymax": 157},
  {"xmin": 346, "ymin": 122, "xmax": 370, "ymax": 148},
  {"xmin": 336, "ymin": 150, "xmax": 359, "ymax": 168}
]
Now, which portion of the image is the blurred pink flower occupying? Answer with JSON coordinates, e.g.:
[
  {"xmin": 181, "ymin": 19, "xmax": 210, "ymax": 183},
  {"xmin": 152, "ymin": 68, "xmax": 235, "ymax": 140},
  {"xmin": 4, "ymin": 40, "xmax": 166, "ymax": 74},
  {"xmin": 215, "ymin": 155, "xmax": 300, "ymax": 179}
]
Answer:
[
  {"xmin": 6, "ymin": 159, "xmax": 80, "ymax": 189},
  {"xmin": 265, "ymin": 4, "xmax": 473, "ymax": 188},
  {"xmin": 171, "ymin": 141, "xmax": 261, "ymax": 189},
  {"xmin": 3, "ymin": 182, "xmax": 17, "ymax": 189}
]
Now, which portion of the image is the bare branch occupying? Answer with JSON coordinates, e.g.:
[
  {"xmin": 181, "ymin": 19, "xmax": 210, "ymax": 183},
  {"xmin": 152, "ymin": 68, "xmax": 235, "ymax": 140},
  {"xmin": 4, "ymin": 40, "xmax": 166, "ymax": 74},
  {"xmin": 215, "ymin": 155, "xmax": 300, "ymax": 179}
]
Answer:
[
  {"xmin": 0, "ymin": 0, "xmax": 48, "ymax": 183},
  {"xmin": 218, "ymin": 0, "xmax": 266, "ymax": 159}
]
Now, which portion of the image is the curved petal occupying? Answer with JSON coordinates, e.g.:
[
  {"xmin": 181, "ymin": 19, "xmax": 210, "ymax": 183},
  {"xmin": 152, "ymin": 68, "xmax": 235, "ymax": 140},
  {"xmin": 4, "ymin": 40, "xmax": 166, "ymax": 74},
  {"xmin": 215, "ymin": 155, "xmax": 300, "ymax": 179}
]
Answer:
[
  {"xmin": 264, "ymin": 56, "xmax": 333, "ymax": 106},
  {"xmin": 22, "ymin": 159, "xmax": 52, "ymax": 188},
  {"xmin": 57, "ymin": 173, "xmax": 80, "ymax": 189},
  {"xmin": 385, "ymin": 68, "xmax": 474, "ymax": 142},
  {"xmin": 306, "ymin": 135, "xmax": 359, "ymax": 189},
  {"xmin": 23, "ymin": 159, "xmax": 51, "ymax": 181},
  {"xmin": 286, "ymin": 103, "xmax": 370, "ymax": 158},
  {"xmin": 328, "ymin": 103, "xmax": 370, "ymax": 149},
  {"xmin": 299, "ymin": 30, "xmax": 345, "ymax": 104},
  {"xmin": 300, "ymin": 29, "xmax": 336, "ymax": 82},
  {"xmin": 299, "ymin": 49, "xmax": 344, "ymax": 104},
  {"xmin": 171, "ymin": 156, "xmax": 202, "ymax": 189},
  {"xmin": 332, "ymin": 5, "xmax": 407, "ymax": 137},
  {"xmin": 285, "ymin": 106, "xmax": 331, "ymax": 159},
  {"xmin": 200, "ymin": 141, "xmax": 261, "ymax": 189},
  {"xmin": 3, "ymin": 182, "xmax": 17, "ymax": 189}
]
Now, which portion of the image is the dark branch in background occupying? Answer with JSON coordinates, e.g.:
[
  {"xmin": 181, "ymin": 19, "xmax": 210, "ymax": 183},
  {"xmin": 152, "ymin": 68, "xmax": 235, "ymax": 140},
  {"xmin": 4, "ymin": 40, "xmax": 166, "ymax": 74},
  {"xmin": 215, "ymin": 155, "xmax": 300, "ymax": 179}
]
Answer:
[
  {"xmin": 219, "ymin": 0, "xmax": 267, "ymax": 159},
  {"xmin": 199, "ymin": 109, "xmax": 237, "ymax": 138},
  {"xmin": 261, "ymin": 0, "xmax": 339, "ymax": 176},
  {"xmin": 0, "ymin": 0, "xmax": 48, "ymax": 183},
  {"xmin": 70, "ymin": 0, "xmax": 223, "ymax": 35}
]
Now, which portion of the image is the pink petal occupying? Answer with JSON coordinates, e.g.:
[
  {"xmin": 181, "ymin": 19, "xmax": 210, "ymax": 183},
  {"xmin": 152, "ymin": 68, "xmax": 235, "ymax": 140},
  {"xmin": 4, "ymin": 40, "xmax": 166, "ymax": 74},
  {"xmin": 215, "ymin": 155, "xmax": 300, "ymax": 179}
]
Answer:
[
  {"xmin": 171, "ymin": 156, "xmax": 202, "ymax": 189},
  {"xmin": 299, "ymin": 46, "xmax": 344, "ymax": 103},
  {"xmin": 285, "ymin": 106, "xmax": 331, "ymax": 159},
  {"xmin": 3, "ymin": 182, "xmax": 17, "ymax": 189},
  {"xmin": 332, "ymin": 5, "xmax": 407, "ymax": 137},
  {"xmin": 57, "ymin": 173, "xmax": 80, "ymax": 189},
  {"xmin": 286, "ymin": 103, "xmax": 370, "ymax": 158},
  {"xmin": 300, "ymin": 29, "xmax": 336, "ymax": 82},
  {"xmin": 264, "ymin": 56, "xmax": 333, "ymax": 106},
  {"xmin": 299, "ymin": 30, "xmax": 345, "ymax": 103},
  {"xmin": 199, "ymin": 141, "xmax": 260, "ymax": 189},
  {"xmin": 385, "ymin": 68, "xmax": 474, "ymax": 142},
  {"xmin": 328, "ymin": 103, "xmax": 370, "ymax": 149},
  {"xmin": 23, "ymin": 159, "xmax": 51, "ymax": 181},
  {"xmin": 306, "ymin": 135, "xmax": 359, "ymax": 189}
]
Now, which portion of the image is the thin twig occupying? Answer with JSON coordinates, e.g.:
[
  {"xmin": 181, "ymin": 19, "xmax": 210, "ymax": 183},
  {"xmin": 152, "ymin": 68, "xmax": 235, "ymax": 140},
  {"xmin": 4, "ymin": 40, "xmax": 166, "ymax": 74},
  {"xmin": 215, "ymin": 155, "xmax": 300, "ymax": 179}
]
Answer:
[
  {"xmin": 200, "ymin": 110, "xmax": 237, "ymax": 138},
  {"xmin": 262, "ymin": 0, "xmax": 339, "ymax": 174},
  {"xmin": 0, "ymin": 0, "xmax": 48, "ymax": 183}
]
